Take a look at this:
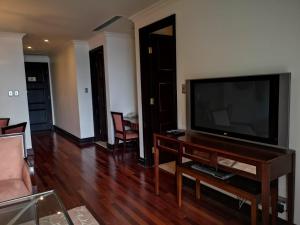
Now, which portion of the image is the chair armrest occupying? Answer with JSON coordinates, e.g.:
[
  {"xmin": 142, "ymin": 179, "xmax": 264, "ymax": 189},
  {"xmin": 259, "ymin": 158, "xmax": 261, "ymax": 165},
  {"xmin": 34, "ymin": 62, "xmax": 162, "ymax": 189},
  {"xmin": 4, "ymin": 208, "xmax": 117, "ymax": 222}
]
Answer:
[
  {"xmin": 22, "ymin": 161, "xmax": 32, "ymax": 194},
  {"xmin": 123, "ymin": 120, "xmax": 131, "ymax": 127}
]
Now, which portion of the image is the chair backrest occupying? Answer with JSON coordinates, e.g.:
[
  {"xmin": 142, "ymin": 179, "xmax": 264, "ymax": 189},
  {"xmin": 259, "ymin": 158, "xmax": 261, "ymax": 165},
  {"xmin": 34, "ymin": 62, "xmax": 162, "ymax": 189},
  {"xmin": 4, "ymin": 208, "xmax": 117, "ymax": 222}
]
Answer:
[
  {"xmin": 0, "ymin": 134, "xmax": 25, "ymax": 181},
  {"xmin": 0, "ymin": 118, "xmax": 10, "ymax": 129},
  {"xmin": 1, "ymin": 122, "xmax": 27, "ymax": 135},
  {"xmin": 111, "ymin": 112, "xmax": 125, "ymax": 134}
]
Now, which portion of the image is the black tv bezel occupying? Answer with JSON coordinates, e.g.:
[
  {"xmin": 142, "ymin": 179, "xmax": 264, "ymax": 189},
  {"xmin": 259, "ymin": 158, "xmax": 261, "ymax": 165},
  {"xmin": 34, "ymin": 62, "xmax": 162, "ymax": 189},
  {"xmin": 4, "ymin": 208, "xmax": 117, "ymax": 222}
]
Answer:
[{"xmin": 189, "ymin": 74, "xmax": 280, "ymax": 145}]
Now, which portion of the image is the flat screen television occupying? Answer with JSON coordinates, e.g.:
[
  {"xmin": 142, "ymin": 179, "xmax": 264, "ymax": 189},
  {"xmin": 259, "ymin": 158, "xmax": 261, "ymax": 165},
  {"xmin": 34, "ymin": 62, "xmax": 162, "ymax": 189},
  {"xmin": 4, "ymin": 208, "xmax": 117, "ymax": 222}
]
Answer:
[{"xmin": 186, "ymin": 74, "xmax": 290, "ymax": 147}]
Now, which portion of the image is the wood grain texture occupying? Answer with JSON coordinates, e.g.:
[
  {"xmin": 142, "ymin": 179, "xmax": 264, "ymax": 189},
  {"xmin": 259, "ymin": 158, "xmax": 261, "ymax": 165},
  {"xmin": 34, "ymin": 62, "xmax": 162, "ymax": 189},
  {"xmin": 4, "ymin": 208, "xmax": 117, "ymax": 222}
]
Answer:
[{"xmin": 31, "ymin": 132, "xmax": 288, "ymax": 225}]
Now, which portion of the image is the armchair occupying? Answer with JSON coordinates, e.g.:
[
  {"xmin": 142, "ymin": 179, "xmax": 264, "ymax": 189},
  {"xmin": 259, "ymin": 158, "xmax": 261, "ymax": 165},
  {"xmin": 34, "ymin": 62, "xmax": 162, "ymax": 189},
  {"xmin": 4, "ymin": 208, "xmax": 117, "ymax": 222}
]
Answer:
[
  {"xmin": 111, "ymin": 112, "xmax": 139, "ymax": 155},
  {"xmin": 1, "ymin": 122, "xmax": 27, "ymax": 135},
  {"xmin": 0, "ymin": 134, "xmax": 32, "ymax": 202},
  {"xmin": 0, "ymin": 118, "xmax": 10, "ymax": 133}
]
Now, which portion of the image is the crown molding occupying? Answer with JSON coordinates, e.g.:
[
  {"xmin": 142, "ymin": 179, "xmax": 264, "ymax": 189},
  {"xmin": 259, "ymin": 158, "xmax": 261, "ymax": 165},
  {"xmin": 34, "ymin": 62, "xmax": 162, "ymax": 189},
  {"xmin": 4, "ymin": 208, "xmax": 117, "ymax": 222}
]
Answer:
[
  {"xmin": 88, "ymin": 32, "xmax": 105, "ymax": 41},
  {"xmin": 104, "ymin": 31, "xmax": 132, "ymax": 39},
  {"xmin": 129, "ymin": 0, "xmax": 176, "ymax": 22},
  {"xmin": 0, "ymin": 32, "xmax": 26, "ymax": 39},
  {"xmin": 72, "ymin": 40, "xmax": 89, "ymax": 46}
]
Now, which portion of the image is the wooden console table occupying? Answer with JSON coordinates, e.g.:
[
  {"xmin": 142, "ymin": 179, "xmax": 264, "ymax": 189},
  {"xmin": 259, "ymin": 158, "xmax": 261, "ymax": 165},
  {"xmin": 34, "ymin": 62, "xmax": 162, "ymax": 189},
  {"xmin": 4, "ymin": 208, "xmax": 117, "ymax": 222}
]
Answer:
[{"xmin": 153, "ymin": 132, "xmax": 295, "ymax": 225}]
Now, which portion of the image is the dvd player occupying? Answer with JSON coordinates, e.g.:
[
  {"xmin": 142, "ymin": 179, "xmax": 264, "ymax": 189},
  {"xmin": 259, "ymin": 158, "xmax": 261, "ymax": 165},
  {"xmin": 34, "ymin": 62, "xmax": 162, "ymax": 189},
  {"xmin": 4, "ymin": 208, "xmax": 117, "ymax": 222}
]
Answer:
[
  {"xmin": 191, "ymin": 164, "xmax": 235, "ymax": 180},
  {"xmin": 166, "ymin": 129, "xmax": 185, "ymax": 136}
]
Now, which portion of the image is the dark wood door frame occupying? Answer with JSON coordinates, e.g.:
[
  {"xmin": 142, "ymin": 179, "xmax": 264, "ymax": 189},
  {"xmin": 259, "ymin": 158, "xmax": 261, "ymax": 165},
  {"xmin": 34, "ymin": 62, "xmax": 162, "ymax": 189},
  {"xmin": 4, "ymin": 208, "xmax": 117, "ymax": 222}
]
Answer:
[
  {"xmin": 139, "ymin": 15, "xmax": 177, "ymax": 166},
  {"xmin": 89, "ymin": 46, "xmax": 108, "ymax": 142}
]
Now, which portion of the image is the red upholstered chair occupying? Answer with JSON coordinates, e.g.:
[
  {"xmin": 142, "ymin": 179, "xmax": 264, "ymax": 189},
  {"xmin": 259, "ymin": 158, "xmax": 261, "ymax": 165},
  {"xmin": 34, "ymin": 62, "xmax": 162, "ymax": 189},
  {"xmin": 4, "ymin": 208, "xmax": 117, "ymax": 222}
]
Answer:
[
  {"xmin": 1, "ymin": 122, "xmax": 27, "ymax": 135},
  {"xmin": 0, "ymin": 118, "xmax": 10, "ymax": 133},
  {"xmin": 0, "ymin": 134, "xmax": 32, "ymax": 202},
  {"xmin": 111, "ymin": 112, "xmax": 139, "ymax": 155}
]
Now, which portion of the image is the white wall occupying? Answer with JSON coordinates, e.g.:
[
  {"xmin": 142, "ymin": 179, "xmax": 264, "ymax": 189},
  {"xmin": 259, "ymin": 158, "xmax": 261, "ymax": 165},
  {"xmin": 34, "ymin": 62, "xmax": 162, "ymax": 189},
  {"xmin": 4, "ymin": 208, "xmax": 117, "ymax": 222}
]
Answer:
[
  {"xmin": 73, "ymin": 41, "xmax": 94, "ymax": 138},
  {"xmin": 51, "ymin": 43, "xmax": 81, "ymax": 137},
  {"xmin": 88, "ymin": 32, "xmax": 137, "ymax": 144},
  {"xmin": 0, "ymin": 32, "xmax": 32, "ymax": 149},
  {"xmin": 24, "ymin": 55, "xmax": 55, "ymax": 124},
  {"xmin": 105, "ymin": 33, "xmax": 137, "ymax": 144},
  {"xmin": 51, "ymin": 41, "xmax": 94, "ymax": 139},
  {"xmin": 131, "ymin": 0, "xmax": 300, "ymax": 223}
]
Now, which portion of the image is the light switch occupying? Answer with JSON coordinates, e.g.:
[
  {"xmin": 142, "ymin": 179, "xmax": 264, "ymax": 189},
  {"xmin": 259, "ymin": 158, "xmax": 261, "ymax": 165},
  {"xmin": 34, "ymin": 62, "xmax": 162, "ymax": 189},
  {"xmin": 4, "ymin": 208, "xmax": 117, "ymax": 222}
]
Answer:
[
  {"xmin": 8, "ymin": 91, "xmax": 13, "ymax": 97},
  {"xmin": 85, "ymin": 88, "xmax": 88, "ymax": 93},
  {"xmin": 14, "ymin": 90, "xmax": 19, "ymax": 96}
]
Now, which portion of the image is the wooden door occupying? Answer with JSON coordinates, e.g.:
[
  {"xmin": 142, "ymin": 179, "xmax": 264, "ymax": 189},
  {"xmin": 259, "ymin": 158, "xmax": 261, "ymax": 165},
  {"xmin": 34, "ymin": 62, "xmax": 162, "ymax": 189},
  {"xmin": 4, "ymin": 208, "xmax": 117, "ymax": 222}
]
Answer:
[
  {"xmin": 150, "ymin": 34, "xmax": 177, "ymax": 132},
  {"xmin": 25, "ymin": 62, "xmax": 53, "ymax": 132},
  {"xmin": 89, "ymin": 46, "xmax": 108, "ymax": 142},
  {"xmin": 139, "ymin": 15, "xmax": 177, "ymax": 165}
]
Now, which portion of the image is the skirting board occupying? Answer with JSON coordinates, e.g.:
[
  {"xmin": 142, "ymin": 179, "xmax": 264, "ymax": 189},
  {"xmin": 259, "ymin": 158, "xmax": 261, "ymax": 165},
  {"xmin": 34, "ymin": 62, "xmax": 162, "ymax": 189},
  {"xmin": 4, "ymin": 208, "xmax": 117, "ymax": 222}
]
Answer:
[
  {"xmin": 107, "ymin": 142, "xmax": 138, "ymax": 150},
  {"xmin": 53, "ymin": 126, "xmax": 94, "ymax": 146},
  {"xmin": 26, "ymin": 148, "xmax": 34, "ymax": 156},
  {"xmin": 107, "ymin": 143, "xmax": 114, "ymax": 149},
  {"xmin": 138, "ymin": 157, "xmax": 146, "ymax": 166}
]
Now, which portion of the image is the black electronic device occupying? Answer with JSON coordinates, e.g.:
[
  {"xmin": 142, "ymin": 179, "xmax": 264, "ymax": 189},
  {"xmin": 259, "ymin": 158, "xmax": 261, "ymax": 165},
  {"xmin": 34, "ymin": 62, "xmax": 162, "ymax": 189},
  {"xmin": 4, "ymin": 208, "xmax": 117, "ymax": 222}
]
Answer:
[
  {"xmin": 186, "ymin": 73, "xmax": 290, "ymax": 147},
  {"xmin": 190, "ymin": 163, "xmax": 235, "ymax": 180}
]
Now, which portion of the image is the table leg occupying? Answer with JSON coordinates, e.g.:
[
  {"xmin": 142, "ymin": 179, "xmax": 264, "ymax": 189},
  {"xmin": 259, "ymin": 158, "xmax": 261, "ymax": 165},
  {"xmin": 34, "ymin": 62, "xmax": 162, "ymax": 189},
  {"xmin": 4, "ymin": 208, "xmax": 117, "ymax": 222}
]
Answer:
[
  {"xmin": 271, "ymin": 179, "xmax": 278, "ymax": 225},
  {"xmin": 261, "ymin": 164, "xmax": 270, "ymax": 225},
  {"xmin": 251, "ymin": 198, "xmax": 257, "ymax": 225},
  {"xmin": 287, "ymin": 153, "xmax": 295, "ymax": 225},
  {"xmin": 154, "ymin": 137, "xmax": 160, "ymax": 195},
  {"xmin": 177, "ymin": 168, "xmax": 182, "ymax": 207}
]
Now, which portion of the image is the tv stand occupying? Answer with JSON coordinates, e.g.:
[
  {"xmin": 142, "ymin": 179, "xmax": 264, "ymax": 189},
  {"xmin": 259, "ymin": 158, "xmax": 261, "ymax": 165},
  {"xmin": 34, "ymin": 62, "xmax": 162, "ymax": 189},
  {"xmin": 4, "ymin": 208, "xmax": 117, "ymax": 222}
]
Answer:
[{"xmin": 153, "ymin": 131, "xmax": 295, "ymax": 225}]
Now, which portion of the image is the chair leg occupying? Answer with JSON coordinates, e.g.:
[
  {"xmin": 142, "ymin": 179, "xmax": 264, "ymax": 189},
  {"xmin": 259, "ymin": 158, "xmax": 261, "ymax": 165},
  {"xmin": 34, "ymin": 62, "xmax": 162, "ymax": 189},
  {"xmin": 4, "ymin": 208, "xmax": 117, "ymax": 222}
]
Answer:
[
  {"xmin": 123, "ymin": 140, "xmax": 126, "ymax": 155},
  {"xmin": 136, "ymin": 139, "xmax": 139, "ymax": 158},
  {"xmin": 113, "ymin": 138, "xmax": 119, "ymax": 154},
  {"xmin": 196, "ymin": 179, "xmax": 201, "ymax": 200}
]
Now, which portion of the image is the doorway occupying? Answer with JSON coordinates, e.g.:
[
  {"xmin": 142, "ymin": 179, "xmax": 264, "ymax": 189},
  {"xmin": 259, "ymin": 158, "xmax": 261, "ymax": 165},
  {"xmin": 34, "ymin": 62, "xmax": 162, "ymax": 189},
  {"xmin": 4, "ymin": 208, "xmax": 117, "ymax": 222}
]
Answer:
[
  {"xmin": 25, "ymin": 62, "xmax": 53, "ymax": 132},
  {"xmin": 89, "ymin": 46, "xmax": 108, "ymax": 142},
  {"xmin": 139, "ymin": 15, "xmax": 177, "ymax": 166}
]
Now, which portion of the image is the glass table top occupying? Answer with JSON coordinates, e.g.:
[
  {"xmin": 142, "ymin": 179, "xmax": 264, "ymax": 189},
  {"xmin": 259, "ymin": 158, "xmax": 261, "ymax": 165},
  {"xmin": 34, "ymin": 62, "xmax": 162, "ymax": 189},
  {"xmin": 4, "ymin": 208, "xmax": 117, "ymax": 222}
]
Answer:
[{"xmin": 0, "ymin": 190, "xmax": 73, "ymax": 225}]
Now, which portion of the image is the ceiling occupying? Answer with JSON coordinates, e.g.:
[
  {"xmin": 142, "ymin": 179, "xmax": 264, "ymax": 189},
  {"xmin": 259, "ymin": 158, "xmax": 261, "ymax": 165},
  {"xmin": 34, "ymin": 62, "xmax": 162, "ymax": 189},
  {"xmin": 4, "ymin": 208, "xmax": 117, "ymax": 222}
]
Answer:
[{"xmin": 0, "ymin": 0, "xmax": 159, "ymax": 55}]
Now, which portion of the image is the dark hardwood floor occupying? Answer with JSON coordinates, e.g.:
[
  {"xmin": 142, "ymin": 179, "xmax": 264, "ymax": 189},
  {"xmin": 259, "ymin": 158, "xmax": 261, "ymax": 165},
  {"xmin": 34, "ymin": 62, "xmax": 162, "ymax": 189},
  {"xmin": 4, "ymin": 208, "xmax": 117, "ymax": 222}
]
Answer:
[{"xmin": 31, "ymin": 132, "xmax": 274, "ymax": 225}]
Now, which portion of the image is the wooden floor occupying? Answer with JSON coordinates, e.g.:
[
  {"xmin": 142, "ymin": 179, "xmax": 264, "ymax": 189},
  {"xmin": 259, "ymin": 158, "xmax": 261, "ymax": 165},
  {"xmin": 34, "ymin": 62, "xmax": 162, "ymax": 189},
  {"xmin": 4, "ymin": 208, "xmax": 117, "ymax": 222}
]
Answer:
[{"xmin": 31, "ymin": 132, "xmax": 261, "ymax": 225}]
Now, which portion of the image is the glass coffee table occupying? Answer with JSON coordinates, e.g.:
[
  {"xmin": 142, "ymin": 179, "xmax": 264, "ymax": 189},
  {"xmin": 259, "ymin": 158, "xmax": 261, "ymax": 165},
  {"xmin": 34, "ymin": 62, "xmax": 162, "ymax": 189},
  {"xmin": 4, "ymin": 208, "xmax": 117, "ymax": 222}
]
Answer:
[{"xmin": 0, "ymin": 190, "xmax": 73, "ymax": 225}]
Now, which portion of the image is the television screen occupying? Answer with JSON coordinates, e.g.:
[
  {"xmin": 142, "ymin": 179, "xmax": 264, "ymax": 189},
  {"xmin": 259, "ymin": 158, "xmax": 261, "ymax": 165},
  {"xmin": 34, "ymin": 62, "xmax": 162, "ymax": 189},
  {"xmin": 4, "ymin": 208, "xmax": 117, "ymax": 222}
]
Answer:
[{"xmin": 189, "ymin": 75, "xmax": 280, "ymax": 144}]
